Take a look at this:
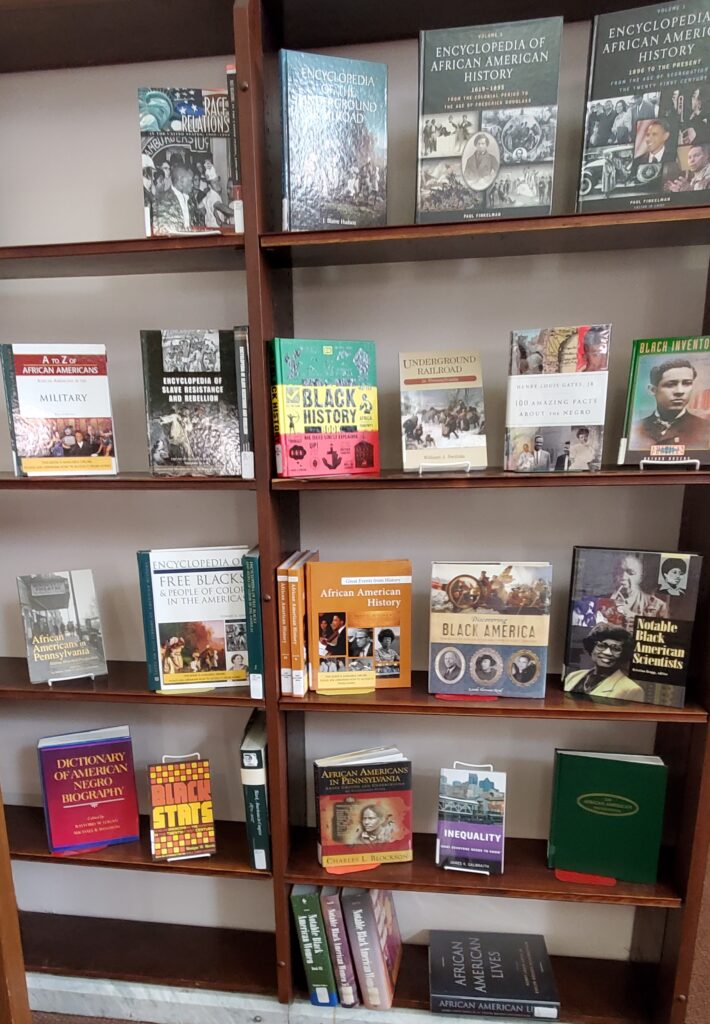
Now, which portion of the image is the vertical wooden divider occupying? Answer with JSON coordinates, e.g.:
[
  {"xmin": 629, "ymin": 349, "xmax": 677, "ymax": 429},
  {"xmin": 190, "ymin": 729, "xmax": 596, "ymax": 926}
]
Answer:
[
  {"xmin": 0, "ymin": 784, "xmax": 31, "ymax": 1024},
  {"xmin": 234, "ymin": 0, "xmax": 299, "ymax": 1003}
]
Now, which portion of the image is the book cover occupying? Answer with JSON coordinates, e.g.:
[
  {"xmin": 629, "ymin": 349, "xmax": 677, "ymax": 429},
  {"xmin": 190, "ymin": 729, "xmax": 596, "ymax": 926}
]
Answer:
[
  {"xmin": 548, "ymin": 749, "xmax": 667, "ymax": 884},
  {"xmin": 18, "ymin": 570, "xmax": 107, "ymax": 684},
  {"xmin": 436, "ymin": 767, "xmax": 506, "ymax": 874},
  {"xmin": 280, "ymin": 50, "xmax": 387, "ymax": 231},
  {"xmin": 321, "ymin": 887, "xmax": 360, "ymax": 1007},
  {"xmin": 578, "ymin": 2, "xmax": 710, "ymax": 214},
  {"xmin": 139, "ymin": 86, "xmax": 236, "ymax": 236},
  {"xmin": 399, "ymin": 351, "xmax": 487, "ymax": 471},
  {"xmin": 429, "ymin": 562, "xmax": 552, "ymax": 697},
  {"xmin": 341, "ymin": 888, "xmax": 402, "ymax": 1010},
  {"xmin": 291, "ymin": 885, "xmax": 339, "ymax": 1007},
  {"xmin": 149, "ymin": 758, "xmax": 215, "ymax": 861},
  {"xmin": 504, "ymin": 325, "xmax": 612, "ymax": 473},
  {"xmin": 417, "ymin": 19, "xmax": 562, "ymax": 223},
  {"xmin": 140, "ymin": 329, "xmax": 243, "ymax": 477},
  {"xmin": 240, "ymin": 710, "xmax": 271, "ymax": 872},
  {"xmin": 137, "ymin": 546, "xmax": 251, "ymax": 692},
  {"xmin": 429, "ymin": 931, "xmax": 560, "ymax": 1018},
  {"xmin": 563, "ymin": 546, "xmax": 701, "ymax": 707},
  {"xmin": 38, "ymin": 726, "xmax": 139, "ymax": 854},
  {"xmin": 1, "ymin": 344, "xmax": 117, "ymax": 477},
  {"xmin": 306, "ymin": 560, "xmax": 412, "ymax": 694},
  {"xmin": 314, "ymin": 756, "xmax": 412, "ymax": 869},
  {"xmin": 289, "ymin": 551, "xmax": 319, "ymax": 697},
  {"xmin": 277, "ymin": 552, "xmax": 302, "ymax": 695},
  {"xmin": 243, "ymin": 546, "xmax": 264, "ymax": 699},
  {"xmin": 619, "ymin": 335, "xmax": 710, "ymax": 465},
  {"xmin": 271, "ymin": 338, "xmax": 380, "ymax": 478}
]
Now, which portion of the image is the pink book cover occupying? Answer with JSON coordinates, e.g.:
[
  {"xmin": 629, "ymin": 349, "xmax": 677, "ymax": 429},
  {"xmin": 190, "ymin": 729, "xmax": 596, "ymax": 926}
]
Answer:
[
  {"xmin": 342, "ymin": 888, "xmax": 402, "ymax": 1010},
  {"xmin": 38, "ymin": 726, "xmax": 140, "ymax": 855},
  {"xmin": 321, "ymin": 887, "xmax": 360, "ymax": 1007}
]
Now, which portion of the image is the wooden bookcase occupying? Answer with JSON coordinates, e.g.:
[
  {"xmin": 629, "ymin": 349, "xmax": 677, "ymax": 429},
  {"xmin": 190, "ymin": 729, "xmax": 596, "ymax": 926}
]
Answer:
[{"xmin": 1, "ymin": 1, "xmax": 710, "ymax": 1023}]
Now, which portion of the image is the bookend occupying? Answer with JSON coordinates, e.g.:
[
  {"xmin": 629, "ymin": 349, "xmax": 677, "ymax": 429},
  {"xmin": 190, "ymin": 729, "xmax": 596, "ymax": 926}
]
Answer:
[{"xmin": 418, "ymin": 460, "xmax": 475, "ymax": 474}]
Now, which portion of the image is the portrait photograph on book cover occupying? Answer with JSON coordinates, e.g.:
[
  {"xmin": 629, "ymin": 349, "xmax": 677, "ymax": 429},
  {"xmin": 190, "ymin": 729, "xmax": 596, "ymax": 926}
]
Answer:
[
  {"xmin": 320, "ymin": 794, "xmax": 410, "ymax": 849},
  {"xmin": 564, "ymin": 547, "xmax": 701, "ymax": 707}
]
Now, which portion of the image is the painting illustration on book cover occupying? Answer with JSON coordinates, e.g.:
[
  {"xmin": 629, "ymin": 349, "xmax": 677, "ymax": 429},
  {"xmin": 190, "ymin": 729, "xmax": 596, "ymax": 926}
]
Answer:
[{"xmin": 159, "ymin": 618, "xmax": 248, "ymax": 684}]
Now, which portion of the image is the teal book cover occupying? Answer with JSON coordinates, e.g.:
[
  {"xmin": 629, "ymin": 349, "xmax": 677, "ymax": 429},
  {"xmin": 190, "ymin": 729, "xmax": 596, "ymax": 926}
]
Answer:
[{"xmin": 548, "ymin": 750, "xmax": 667, "ymax": 884}]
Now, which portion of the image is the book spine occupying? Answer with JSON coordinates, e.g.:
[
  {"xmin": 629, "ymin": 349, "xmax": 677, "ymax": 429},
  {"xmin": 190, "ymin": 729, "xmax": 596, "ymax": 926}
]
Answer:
[
  {"xmin": 140, "ymin": 332, "xmax": 158, "ymax": 476},
  {"xmin": 620, "ymin": 341, "xmax": 641, "ymax": 461},
  {"xmin": 280, "ymin": 51, "xmax": 290, "ymax": 230},
  {"xmin": 137, "ymin": 551, "xmax": 161, "ymax": 690},
  {"xmin": 270, "ymin": 339, "xmax": 286, "ymax": 477},
  {"xmin": 1, "ymin": 345, "xmax": 23, "ymax": 477},
  {"xmin": 240, "ymin": 749, "xmax": 271, "ymax": 872},
  {"xmin": 291, "ymin": 890, "xmax": 339, "ymax": 1007},
  {"xmin": 321, "ymin": 891, "xmax": 360, "ymax": 1007},
  {"xmin": 576, "ymin": 14, "xmax": 600, "ymax": 213},
  {"xmin": 235, "ymin": 328, "xmax": 254, "ymax": 479},
  {"xmin": 277, "ymin": 559, "xmax": 293, "ymax": 694},
  {"xmin": 415, "ymin": 32, "xmax": 425, "ymax": 225},
  {"xmin": 342, "ymin": 890, "xmax": 393, "ymax": 1010},
  {"xmin": 289, "ymin": 561, "xmax": 307, "ymax": 698},
  {"xmin": 430, "ymin": 994, "xmax": 559, "ymax": 1018},
  {"xmin": 547, "ymin": 751, "xmax": 562, "ymax": 867},
  {"xmin": 226, "ymin": 66, "xmax": 244, "ymax": 233},
  {"xmin": 243, "ymin": 550, "xmax": 264, "ymax": 700}
]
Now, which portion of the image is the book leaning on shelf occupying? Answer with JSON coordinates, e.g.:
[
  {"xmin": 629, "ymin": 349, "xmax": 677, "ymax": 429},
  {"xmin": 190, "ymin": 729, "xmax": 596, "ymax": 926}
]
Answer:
[
  {"xmin": 137, "ymin": 545, "xmax": 263, "ymax": 698},
  {"xmin": 578, "ymin": 1, "xmax": 710, "ymax": 215},
  {"xmin": 276, "ymin": 550, "xmax": 319, "ymax": 697},
  {"xmin": 341, "ymin": 888, "xmax": 402, "ymax": 1011},
  {"xmin": 240, "ymin": 709, "xmax": 271, "ymax": 871},
  {"xmin": 321, "ymin": 886, "xmax": 360, "ymax": 1007},
  {"xmin": 149, "ymin": 755, "xmax": 216, "ymax": 861},
  {"xmin": 291, "ymin": 884, "xmax": 339, "ymax": 1007},
  {"xmin": 1, "ymin": 343, "xmax": 118, "ymax": 478},
  {"xmin": 280, "ymin": 50, "xmax": 388, "ymax": 231},
  {"xmin": 436, "ymin": 763, "xmax": 506, "ymax": 875},
  {"xmin": 504, "ymin": 324, "xmax": 612, "ymax": 473},
  {"xmin": 416, "ymin": 17, "xmax": 563, "ymax": 224},
  {"xmin": 140, "ymin": 327, "xmax": 253, "ymax": 479}
]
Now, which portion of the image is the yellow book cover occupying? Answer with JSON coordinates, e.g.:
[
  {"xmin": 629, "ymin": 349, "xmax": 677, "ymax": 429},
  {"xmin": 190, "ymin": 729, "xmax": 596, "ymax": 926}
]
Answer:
[{"xmin": 307, "ymin": 560, "xmax": 412, "ymax": 695}]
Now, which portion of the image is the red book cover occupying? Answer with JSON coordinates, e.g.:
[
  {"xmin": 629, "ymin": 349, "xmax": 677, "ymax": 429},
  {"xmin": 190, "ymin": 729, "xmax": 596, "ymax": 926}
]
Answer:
[{"xmin": 38, "ymin": 726, "xmax": 139, "ymax": 854}]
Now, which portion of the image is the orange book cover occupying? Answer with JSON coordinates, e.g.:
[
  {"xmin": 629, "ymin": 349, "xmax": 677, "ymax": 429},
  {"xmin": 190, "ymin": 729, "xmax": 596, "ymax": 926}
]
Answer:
[
  {"xmin": 289, "ymin": 550, "xmax": 319, "ymax": 698},
  {"xmin": 148, "ymin": 758, "xmax": 216, "ymax": 861},
  {"xmin": 306, "ymin": 560, "xmax": 412, "ymax": 694}
]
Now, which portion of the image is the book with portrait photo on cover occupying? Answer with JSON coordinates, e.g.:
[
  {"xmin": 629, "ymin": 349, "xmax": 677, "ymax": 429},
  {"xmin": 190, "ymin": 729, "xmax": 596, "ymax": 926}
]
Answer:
[
  {"xmin": 563, "ymin": 546, "xmax": 702, "ymax": 708},
  {"xmin": 619, "ymin": 335, "xmax": 710, "ymax": 465},
  {"xmin": 578, "ymin": 1, "xmax": 710, "ymax": 214},
  {"xmin": 429, "ymin": 561, "xmax": 552, "ymax": 698},
  {"xmin": 504, "ymin": 324, "xmax": 612, "ymax": 473},
  {"xmin": 416, "ymin": 18, "xmax": 562, "ymax": 223}
]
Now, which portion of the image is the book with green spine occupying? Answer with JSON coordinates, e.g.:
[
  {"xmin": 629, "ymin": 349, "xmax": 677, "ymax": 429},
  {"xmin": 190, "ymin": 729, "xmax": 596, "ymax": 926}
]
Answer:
[
  {"xmin": 243, "ymin": 546, "xmax": 264, "ymax": 699},
  {"xmin": 291, "ymin": 884, "xmax": 339, "ymax": 1007}
]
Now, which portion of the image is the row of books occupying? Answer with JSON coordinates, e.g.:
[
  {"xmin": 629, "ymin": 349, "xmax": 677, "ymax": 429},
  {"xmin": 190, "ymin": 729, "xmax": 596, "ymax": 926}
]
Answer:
[
  {"xmin": 36, "ymin": 712, "xmax": 270, "ymax": 869},
  {"xmin": 19, "ymin": 545, "xmax": 263, "ymax": 698},
  {"xmin": 314, "ymin": 745, "xmax": 667, "ymax": 886},
  {"xmin": 276, "ymin": 547, "xmax": 701, "ymax": 709},
  {"xmin": 272, "ymin": 333, "xmax": 710, "ymax": 480},
  {"xmin": 1, "ymin": 331, "xmax": 253, "ymax": 480}
]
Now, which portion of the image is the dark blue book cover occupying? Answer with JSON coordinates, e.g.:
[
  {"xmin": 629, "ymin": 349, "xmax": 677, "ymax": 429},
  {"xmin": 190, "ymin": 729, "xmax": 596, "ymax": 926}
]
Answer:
[
  {"xmin": 578, "ymin": 2, "xmax": 710, "ymax": 212},
  {"xmin": 280, "ymin": 50, "xmax": 387, "ymax": 231},
  {"xmin": 417, "ymin": 19, "xmax": 562, "ymax": 223}
]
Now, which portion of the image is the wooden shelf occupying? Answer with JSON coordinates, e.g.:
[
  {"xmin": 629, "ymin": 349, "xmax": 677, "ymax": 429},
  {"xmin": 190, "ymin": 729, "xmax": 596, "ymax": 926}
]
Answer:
[
  {"xmin": 272, "ymin": 465, "xmax": 710, "ymax": 491},
  {"xmin": 261, "ymin": 208, "xmax": 710, "ymax": 267},
  {"xmin": 0, "ymin": 658, "xmax": 263, "ymax": 708},
  {"xmin": 6, "ymin": 806, "xmax": 268, "ymax": 881},
  {"xmin": 280, "ymin": 671, "xmax": 708, "ymax": 722},
  {"xmin": 19, "ymin": 911, "xmax": 277, "ymax": 995},
  {"xmin": 287, "ymin": 828, "xmax": 680, "ymax": 907},
  {"xmin": 0, "ymin": 472, "xmax": 255, "ymax": 491},
  {"xmin": 0, "ymin": 235, "xmax": 244, "ymax": 279},
  {"xmin": 393, "ymin": 943, "xmax": 654, "ymax": 1022}
]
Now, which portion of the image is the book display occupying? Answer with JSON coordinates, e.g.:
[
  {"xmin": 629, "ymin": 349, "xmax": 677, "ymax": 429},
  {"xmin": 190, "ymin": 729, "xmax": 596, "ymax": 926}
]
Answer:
[{"xmin": 4, "ymin": 5, "xmax": 710, "ymax": 1024}]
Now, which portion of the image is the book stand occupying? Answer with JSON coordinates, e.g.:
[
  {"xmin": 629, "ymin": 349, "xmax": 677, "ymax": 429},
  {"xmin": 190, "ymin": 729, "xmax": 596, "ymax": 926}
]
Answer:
[
  {"xmin": 47, "ymin": 673, "xmax": 96, "ymax": 687},
  {"xmin": 418, "ymin": 460, "xmax": 475, "ymax": 474},
  {"xmin": 640, "ymin": 457, "xmax": 700, "ymax": 471}
]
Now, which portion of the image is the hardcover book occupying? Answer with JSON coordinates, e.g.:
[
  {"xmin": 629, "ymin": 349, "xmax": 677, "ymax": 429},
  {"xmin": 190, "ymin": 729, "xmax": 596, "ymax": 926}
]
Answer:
[
  {"xmin": 140, "ymin": 328, "xmax": 246, "ymax": 478},
  {"xmin": 504, "ymin": 324, "xmax": 612, "ymax": 472},
  {"xmin": 280, "ymin": 50, "xmax": 387, "ymax": 231},
  {"xmin": 139, "ymin": 85, "xmax": 237, "ymax": 236},
  {"xmin": 306, "ymin": 560, "xmax": 412, "ymax": 694},
  {"xmin": 619, "ymin": 335, "xmax": 710, "ymax": 465},
  {"xmin": 137, "ymin": 545, "xmax": 252, "ymax": 693},
  {"xmin": 226, "ymin": 66, "xmax": 245, "ymax": 233},
  {"xmin": 314, "ymin": 747, "xmax": 412, "ymax": 870},
  {"xmin": 321, "ymin": 887, "xmax": 360, "ymax": 1007},
  {"xmin": 38, "ymin": 726, "xmax": 139, "ymax": 855},
  {"xmin": 563, "ymin": 546, "xmax": 701, "ymax": 707},
  {"xmin": 291, "ymin": 885, "xmax": 339, "ymax": 1007},
  {"xmin": 240, "ymin": 710, "xmax": 271, "ymax": 872},
  {"xmin": 436, "ymin": 765, "xmax": 506, "ymax": 874},
  {"xmin": 399, "ymin": 351, "xmax": 487, "ymax": 471},
  {"xmin": 1, "ymin": 344, "xmax": 117, "ymax": 477},
  {"xmin": 277, "ymin": 552, "xmax": 303, "ymax": 695},
  {"xmin": 417, "ymin": 18, "xmax": 563, "ymax": 223},
  {"xmin": 289, "ymin": 550, "xmax": 319, "ymax": 697},
  {"xmin": 341, "ymin": 888, "xmax": 402, "ymax": 1010},
  {"xmin": 271, "ymin": 338, "xmax": 380, "ymax": 478},
  {"xmin": 429, "ymin": 931, "xmax": 559, "ymax": 1018},
  {"xmin": 429, "ymin": 561, "xmax": 552, "ymax": 697},
  {"xmin": 149, "ymin": 757, "xmax": 215, "ymax": 861},
  {"xmin": 548, "ymin": 749, "xmax": 667, "ymax": 884},
  {"xmin": 243, "ymin": 546, "xmax": 264, "ymax": 699},
  {"xmin": 578, "ymin": 2, "xmax": 710, "ymax": 214},
  {"xmin": 18, "ymin": 570, "xmax": 107, "ymax": 684}
]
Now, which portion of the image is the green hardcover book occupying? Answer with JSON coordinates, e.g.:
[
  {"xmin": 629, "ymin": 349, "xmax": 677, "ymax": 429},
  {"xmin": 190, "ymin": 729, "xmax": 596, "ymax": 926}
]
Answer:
[
  {"xmin": 240, "ymin": 709, "xmax": 270, "ymax": 871},
  {"xmin": 291, "ymin": 884, "xmax": 339, "ymax": 1007},
  {"xmin": 548, "ymin": 749, "xmax": 667, "ymax": 884},
  {"xmin": 243, "ymin": 546, "xmax": 263, "ymax": 700}
]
